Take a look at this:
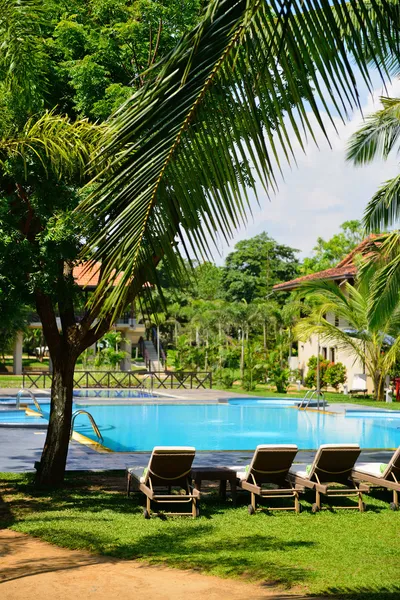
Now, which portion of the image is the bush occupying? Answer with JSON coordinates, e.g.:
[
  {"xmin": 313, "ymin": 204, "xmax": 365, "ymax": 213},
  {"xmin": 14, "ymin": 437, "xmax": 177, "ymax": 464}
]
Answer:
[
  {"xmin": 305, "ymin": 355, "xmax": 347, "ymax": 390},
  {"xmin": 214, "ymin": 368, "xmax": 235, "ymax": 388},
  {"xmin": 324, "ymin": 362, "xmax": 347, "ymax": 390},
  {"xmin": 242, "ymin": 372, "xmax": 256, "ymax": 391}
]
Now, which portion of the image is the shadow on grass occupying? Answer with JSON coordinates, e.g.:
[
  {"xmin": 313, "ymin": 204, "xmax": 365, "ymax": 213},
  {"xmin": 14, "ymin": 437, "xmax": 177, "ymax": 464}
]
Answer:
[{"xmin": 316, "ymin": 586, "xmax": 400, "ymax": 599}]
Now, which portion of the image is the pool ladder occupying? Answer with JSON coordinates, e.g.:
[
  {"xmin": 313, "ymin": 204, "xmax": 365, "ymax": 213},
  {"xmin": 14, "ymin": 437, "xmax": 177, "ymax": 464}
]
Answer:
[
  {"xmin": 16, "ymin": 388, "xmax": 50, "ymax": 415},
  {"xmin": 298, "ymin": 389, "xmax": 325, "ymax": 410},
  {"xmin": 71, "ymin": 410, "xmax": 103, "ymax": 443}
]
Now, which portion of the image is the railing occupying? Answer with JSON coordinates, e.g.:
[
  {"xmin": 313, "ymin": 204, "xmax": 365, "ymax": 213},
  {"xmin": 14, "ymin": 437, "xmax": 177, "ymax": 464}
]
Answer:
[
  {"xmin": 71, "ymin": 409, "xmax": 103, "ymax": 442},
  {"xmin": 16, "ymin": 388, "xmax": 50, "ymax": 414},
  {"xmin": 22, "ymin": 370, "xmax": 212, "ymax": 390},
  {"xmin": 298, "ymin": 389, "xmax": 325, "ymax": 410}
]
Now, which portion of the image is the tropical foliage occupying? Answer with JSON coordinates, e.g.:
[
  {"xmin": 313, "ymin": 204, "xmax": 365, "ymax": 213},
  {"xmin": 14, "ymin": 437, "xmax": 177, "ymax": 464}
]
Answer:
[{"xmin": 295, "ymin": 277, "xmax": 400, "ymax": 400}]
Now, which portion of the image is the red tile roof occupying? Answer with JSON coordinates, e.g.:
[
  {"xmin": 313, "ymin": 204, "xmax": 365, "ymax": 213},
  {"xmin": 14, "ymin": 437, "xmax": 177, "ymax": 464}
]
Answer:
[
  {"xmin": 273, "ymin": 234, "xmax": 379, "ymax": 292},
  {"xmin": 73, "ymin": 263, "xmax": 124, "ymax": 288}
]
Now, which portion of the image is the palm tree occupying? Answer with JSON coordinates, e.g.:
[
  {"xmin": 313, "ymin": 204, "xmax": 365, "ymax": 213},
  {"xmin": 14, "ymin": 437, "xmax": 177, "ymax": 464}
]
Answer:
[
  {"xmin": 80, "ymin": 0, "xmax": 400, "ymax": 318},
  {"xmin": 8, "ymin": 0, "xmax": 397, "ymax": 485},
  {"xmin": 346, "ymin": 97, "xmax": 400, "ymax": 328},
  {"xmin": 294, "ymin": 278, "xmax": 400, "ymax": 400}
]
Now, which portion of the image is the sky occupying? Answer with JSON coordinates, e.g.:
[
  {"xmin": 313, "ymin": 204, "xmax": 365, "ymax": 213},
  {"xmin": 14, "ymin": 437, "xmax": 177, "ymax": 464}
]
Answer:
[{"xmin": 211, "ymin": 76, "xmax": 400, "ymax": 264}]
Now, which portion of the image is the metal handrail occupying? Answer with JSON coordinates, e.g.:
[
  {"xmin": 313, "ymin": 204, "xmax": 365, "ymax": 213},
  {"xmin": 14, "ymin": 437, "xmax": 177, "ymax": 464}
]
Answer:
[
  {"xmin": 298, "ymin": 389, "xmax": 325, "ymax": 410},
  {"xmin": 71, "ymin": 410, "xmax": 103, "ymax": 442},
  {"xmin": 16, "ymin": 388, "xmax": 48, "ymax": 414}
]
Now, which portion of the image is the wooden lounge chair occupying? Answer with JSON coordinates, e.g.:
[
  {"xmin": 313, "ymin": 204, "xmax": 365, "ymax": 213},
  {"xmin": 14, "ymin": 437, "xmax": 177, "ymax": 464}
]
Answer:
[
  {"xmin": 349, "ymin": 374, "xmax": 368, "ymax": 397},
  {"xmin": 288, "ymin": 444, "xmax": 368, "ymax": 512},
  {"xmin": 352, "ymin": 447, "xmax": 400, "ymax": 510},
  {"xmin": 126, "ymin": 446, "xmax": 200, "ymax": 519},
  {"xmin": 232, "ymin": 444, "xmax": 302, "ymax": 514}
]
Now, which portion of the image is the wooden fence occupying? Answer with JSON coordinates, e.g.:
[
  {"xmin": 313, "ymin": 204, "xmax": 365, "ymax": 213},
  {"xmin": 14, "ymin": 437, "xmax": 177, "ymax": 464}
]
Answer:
[{"xmin": 22, "ymin": 370, "xmax": 212, "ymax": 390}]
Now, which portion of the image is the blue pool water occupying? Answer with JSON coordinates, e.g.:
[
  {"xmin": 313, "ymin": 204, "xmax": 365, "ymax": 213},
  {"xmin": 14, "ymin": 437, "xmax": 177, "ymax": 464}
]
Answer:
[
  {"xmin": 68, "ymin": 400, "xmax": 400, "ymax": 451},
  {"xmin": 0, "ymin": 410, "xmax": 45, "ymax": 425}
]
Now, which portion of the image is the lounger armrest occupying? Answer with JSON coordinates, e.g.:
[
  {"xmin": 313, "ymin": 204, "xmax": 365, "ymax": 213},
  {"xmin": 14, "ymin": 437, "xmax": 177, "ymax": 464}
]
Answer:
[
  {"xmin": 239, "ymin": 480, "xmax": 262, "ymax": 495},
  {"xmin": 188, "ymin": 485, "xmax": 201, "ymax": 498},
  {"xmin": 139, "ymin": 483, "xmax": 155, "ymax": 499}
]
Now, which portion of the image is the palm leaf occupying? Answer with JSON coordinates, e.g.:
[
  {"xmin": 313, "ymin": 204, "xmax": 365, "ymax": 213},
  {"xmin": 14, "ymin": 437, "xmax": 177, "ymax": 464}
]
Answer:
[
  {"xmin": 347, "ymin": 97, "xmax": 400, "ymax": 165},
  {"xmin": 0, "ymin": 0, "xmax": 48, "ymax": 108},
  {"xmin": 0, "ymin": 111, "xmax": 105, "ymax": 180},
  {"xmin": 79, "ymin": 0, "xmax": 399, "ymax": 318}
]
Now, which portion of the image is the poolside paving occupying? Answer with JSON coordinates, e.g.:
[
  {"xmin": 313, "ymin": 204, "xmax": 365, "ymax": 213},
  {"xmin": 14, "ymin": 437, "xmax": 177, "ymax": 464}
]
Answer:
[{"xmin": 0, "ymin": 426, "xmax": 394, "ymax": 473}]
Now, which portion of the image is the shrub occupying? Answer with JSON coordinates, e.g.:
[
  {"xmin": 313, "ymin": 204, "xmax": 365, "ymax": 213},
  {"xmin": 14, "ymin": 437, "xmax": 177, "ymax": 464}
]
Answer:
[
  {"xmin": 305, "ymin": 355, "xmax": 347, "ymax": 390},
  {"xmin": 324, "ymin": 362, "xmax": 347, "ymax": 390}
]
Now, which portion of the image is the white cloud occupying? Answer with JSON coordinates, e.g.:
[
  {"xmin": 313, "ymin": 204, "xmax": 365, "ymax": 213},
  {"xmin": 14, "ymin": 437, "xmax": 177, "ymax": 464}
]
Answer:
[{"xmin": 212, "ymin": 78, "xmax": 400, "ymax": 262}]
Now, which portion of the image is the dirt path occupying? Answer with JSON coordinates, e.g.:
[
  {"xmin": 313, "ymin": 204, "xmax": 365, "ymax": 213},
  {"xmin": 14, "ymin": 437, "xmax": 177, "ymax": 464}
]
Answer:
[{"xmin": 0, "ymin": 529, "xmax": 307, "ymax": 600}]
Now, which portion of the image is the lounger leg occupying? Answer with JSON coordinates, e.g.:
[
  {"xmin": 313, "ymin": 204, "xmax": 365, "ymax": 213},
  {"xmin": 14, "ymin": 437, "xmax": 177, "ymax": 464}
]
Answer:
[
  {"xmin": 220, "ymin": 479, "xmax": 227, "ymax": 501},
  {"xmin": 393, "ymin": 489, "xmax": 399, "ymax": 509},
  {"xmin": 126, "ymin": 473, "xmax": 131, "ymax": 497},
  {"xmin": 294, "ymin": 491, "xmax": 300, "ymax": 514},
  {"xmin": 316, "ymin": 489, "xmax": 321, "ymax": 510},
  {"xmin": 231, "ymin": 480, "xmax": 237, "ymax": 507},
  {"xmin": 251, "ymin": 492, "xmax": 256, "ymax": 511},
  {"xmin": 358, "ymin": 491, "xmax": 364, "ymax": 512},
  {"xmin": 146, "ymin": 495, "xmax": 151, "ymax": 514},
  {"xmin": 192, "ymin": 498, "xmax": 197, "ymax": 519}
]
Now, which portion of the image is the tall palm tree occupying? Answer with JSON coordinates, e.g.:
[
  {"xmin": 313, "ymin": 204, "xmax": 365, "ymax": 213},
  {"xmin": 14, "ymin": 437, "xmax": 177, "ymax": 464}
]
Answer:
[
  {"xmin": 80, "ymin": 0, "xmax": 400, "ymax": 320},
  {"xmin": 347, "ymin": 97, "xmax": 400, "ymax": 327},
  {"xmin": 294, "ymin": 278, "xmax": 400, "ymax": 400}
]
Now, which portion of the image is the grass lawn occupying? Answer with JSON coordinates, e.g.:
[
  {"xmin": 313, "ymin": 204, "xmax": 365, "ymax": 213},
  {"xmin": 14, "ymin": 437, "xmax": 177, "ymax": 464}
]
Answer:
[{"xmin": 0, "ymin": 472, "xmax": 399, "ymax": 598}]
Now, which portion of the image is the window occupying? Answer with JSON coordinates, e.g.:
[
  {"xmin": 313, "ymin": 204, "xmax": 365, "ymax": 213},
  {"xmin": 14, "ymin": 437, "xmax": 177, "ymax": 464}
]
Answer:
[
  {"xmin": 335, "ymin": 315, "xmax": 339, "ymax": 327},
  {"xmin": 322, "ymin": 347, "xmax": 327, "ymax": 360},
  {"xmin": 330, "ymin": 348, "xmax": 335, "ymax": 363}
]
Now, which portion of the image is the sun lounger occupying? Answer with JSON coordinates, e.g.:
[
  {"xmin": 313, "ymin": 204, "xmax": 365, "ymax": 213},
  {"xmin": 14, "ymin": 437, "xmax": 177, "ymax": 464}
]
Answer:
[
  {"xmin": 349, "ymin": 373, "xmax": 368, "ymax": 396},
  {"xmin": 288, "ymin": 444, "xmax": 368, "ymax": 512},
  {"xmin": 232, "ymin": 444, "xmax": 302, "ymax": 514},
  {"xmin": 352, "ymin": 447, "xmax": 400, "ymax": 510},
  {"xmin": 126, "ymin": 446, "xmax": 200, "ymax": 518}
]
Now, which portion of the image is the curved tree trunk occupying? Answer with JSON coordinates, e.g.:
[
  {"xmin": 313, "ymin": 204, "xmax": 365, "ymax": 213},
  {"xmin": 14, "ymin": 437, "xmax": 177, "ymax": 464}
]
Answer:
[{"xmin": 35, "ymin": 353, "xmax": 76, "ymax": 486}]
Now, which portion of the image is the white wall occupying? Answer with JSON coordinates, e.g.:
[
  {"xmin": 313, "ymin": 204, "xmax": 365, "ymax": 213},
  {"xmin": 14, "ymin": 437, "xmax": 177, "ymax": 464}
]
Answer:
[{"xmin": 295, "ymin": 311, "xmax": 373, "ymax": 393}]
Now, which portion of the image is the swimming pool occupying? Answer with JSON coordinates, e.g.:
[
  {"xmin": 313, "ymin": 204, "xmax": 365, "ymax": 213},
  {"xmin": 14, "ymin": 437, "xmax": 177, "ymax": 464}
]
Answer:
[
  {"xmin": 0, "ymin": 409, "xmax": 46, "ymax": 426},
  {"xmin": 67, "ymin": 399, "xmax": 400, "ymax": 451}
]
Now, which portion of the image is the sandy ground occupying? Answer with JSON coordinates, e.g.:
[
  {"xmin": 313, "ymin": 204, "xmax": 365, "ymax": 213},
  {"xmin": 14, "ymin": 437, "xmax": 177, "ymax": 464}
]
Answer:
[{"xmin": 0, "ymin": 529, "xmax": 309, "ymax": 600}]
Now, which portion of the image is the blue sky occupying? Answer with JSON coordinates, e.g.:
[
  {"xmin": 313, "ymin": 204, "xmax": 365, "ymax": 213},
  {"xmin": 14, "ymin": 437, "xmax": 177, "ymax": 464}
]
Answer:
[{"xmin": 212, "ymin": 73, "xmax": 400, "ymax": 263}]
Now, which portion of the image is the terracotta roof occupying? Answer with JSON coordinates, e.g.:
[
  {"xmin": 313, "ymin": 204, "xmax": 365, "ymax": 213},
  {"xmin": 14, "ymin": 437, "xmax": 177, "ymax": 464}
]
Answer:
[
  {"xmin": 73, "ymin": 263, "xmax": 124, "ymax": 288},
  {"xmin": 273, "ymin": 234, "xmax": 379, "ymax": 292}
]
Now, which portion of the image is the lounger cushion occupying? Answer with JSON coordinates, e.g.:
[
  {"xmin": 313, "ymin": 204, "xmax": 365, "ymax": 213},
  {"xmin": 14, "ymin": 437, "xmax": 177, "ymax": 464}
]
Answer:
[
  {"xmin": 353, "ymin": 462, "xmax": 386, "ymax": 477},
  {"xmin": 255, "ymin": 444, "xmax": 298, "ymax": 450},
  {"xmin": 319, "ymin": 444, "xmax": 360, "ymax": 449},
  {"xmin": 289, "ymin": 464, "xmax": 309, "ymax": 479},
  {"xmin": 152, "ymin": 446, "xmax": 195, "ymax": 454},
  {"xmin": 236, "ymin": 470, "xmax": 248, "ymax": 481}
]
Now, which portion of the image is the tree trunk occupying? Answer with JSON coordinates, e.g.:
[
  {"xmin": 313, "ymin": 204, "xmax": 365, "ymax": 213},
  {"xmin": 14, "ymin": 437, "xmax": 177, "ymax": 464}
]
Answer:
[
  {"xmin": 35, "ymin": 352, "xmax": 76, "ymax": 486},
  {"xmin": 374, "ymin": 373, "xmax": 385, "ymax": 401},
  {"xmin": 263, "ymin": 323, "xmax": 267, "ymax": 350}
]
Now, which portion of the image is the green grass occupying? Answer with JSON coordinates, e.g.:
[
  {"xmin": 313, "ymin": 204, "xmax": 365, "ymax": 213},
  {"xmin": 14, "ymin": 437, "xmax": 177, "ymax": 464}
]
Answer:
[{"xmin": 1, "ymin": 472, "xmax": 400, "ymax": 598}]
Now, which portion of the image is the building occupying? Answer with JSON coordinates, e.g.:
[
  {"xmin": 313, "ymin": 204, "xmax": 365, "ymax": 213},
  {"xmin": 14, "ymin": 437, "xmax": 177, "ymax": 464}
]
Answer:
[
  {"xmin": 273, "ymin": 236, "xmax": 378, "ymax": 394},
  {"xmin": 12, "ymin": 263, "xmax": 146, "ymax": 375}
]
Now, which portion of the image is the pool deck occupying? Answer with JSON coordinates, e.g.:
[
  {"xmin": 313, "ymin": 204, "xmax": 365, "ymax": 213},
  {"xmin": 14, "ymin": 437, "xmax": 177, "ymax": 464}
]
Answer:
[{"xmin": 0, "ymin": 427, "xmax": 394, "ymax": 473}]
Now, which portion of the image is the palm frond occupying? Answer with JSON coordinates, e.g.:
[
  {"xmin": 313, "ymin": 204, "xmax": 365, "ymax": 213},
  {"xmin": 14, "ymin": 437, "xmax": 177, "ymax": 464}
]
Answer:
[
  {"xmin": 0, "ymin": 111, "xmax": 105, "ymax": 180},
  {"xmin": 361, "ymin": 232, "xmax": 400, "ymax": 328},
  {"xmin": 79, "ymin": 0, "xmax": 399, "ymax": 317},
  {"xmin": 363, "ymin": 174, "xmax": 400, "ymax": 231},
  {"xmin": 0, "ymin": 0, "xmax": 48, "ymax": 108},
  {"xmin": 347, "ymin": 97, "xmax": 400, "ymax": 165}
]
